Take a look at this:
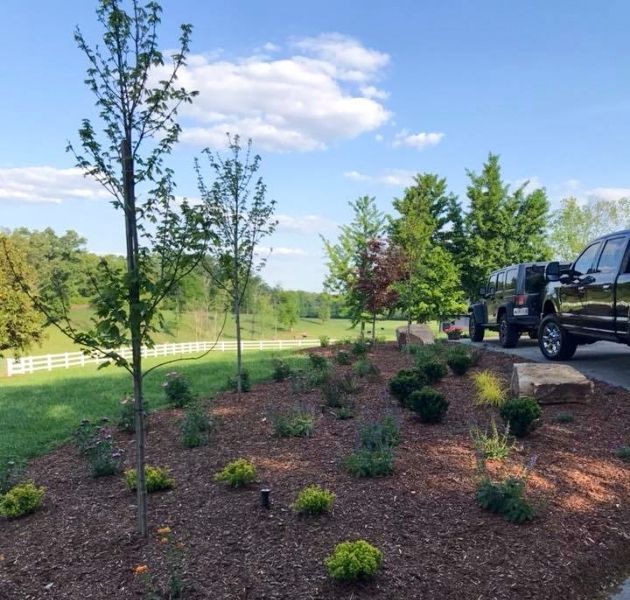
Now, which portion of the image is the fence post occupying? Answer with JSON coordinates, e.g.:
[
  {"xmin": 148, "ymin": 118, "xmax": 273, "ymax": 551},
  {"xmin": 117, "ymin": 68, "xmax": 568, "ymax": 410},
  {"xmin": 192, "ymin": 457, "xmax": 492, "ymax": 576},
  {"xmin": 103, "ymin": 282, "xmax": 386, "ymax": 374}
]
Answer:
[
  {"xmin": 48, "ymin": 355, "xmax": 53, "ymax": 371},
  {"xmin": 7, "ymin": 358, "xmax": 13, "ymax": 377}
]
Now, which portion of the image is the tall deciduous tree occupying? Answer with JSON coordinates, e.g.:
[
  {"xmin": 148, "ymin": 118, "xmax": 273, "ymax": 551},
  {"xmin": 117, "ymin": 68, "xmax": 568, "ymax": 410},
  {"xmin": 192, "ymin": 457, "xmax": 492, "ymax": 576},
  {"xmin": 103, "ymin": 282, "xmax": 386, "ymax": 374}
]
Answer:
[
  {"xmin": 278, "ymin": 291, "xmax": 300, "ymax": 331},
  {"xmin": 321, "ymin": 196, "xmax": 386, "ymax": 336},
  {"xmin": 196, "ymin": 136, "xmax": 277, "ymax": 393}
]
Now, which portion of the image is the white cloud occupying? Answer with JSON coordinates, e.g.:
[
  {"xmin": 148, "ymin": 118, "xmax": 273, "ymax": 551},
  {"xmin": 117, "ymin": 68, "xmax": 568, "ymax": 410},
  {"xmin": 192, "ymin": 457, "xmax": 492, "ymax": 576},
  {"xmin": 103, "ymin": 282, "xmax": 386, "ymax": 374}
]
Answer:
[
  {"xmin": 276, "ymin": 213, "xmax": 337, "ymax": 234},
  {"xmin": 511, "ymin": 176, "xmax": 544, "ymax": 194},
  {"xmin": 255, "ymin": 245, "xmax": 307, "ymax": 256},
  {"xmin": 392, "ymin": 129, "xmax": 444, "ymax": 149},
  {"xmin": 167, "ymin": 33, "xmax": 391, "ymax": 152},
  {"xmin": 587, "ymin": 187, "xmax": 630, "ymax": 202},
  {"xmin": 344, "ymin": 169, "xmax": 415, "ymax": 187},
  {"xmin": 0, "ymin": 166, "xmax": 109, "ymax": 204}
]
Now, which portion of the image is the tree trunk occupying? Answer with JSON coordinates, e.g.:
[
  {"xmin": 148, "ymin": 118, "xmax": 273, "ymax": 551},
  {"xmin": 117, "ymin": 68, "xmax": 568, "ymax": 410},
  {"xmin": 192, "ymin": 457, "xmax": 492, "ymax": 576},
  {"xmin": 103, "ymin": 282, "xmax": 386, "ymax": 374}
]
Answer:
[
  {"xmin": 371, "ymin": 313, "xmax": 376, "ymax": 342},
  {"xmin": 235, "ymin": 298, "xmax": 242, "ymax": 394},
  {"xmin": 121, "ymin": 137, "xmax": 147, "ymax": 537}
]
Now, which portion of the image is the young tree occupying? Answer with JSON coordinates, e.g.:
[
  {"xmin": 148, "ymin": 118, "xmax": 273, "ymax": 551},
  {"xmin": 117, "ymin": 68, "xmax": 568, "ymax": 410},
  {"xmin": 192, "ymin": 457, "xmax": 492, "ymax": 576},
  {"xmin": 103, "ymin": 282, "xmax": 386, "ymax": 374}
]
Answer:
[
  {"xmin": 3, "ymin": 1, "xmax": 207, "ymax": 536},
  {"xmin": 0, "ymin": 235, "xmax": 44, "ymax": 356},
  {"xmin": 321, "ymin": 196, "xmax": 386, "ymax": 336},
  {"xmin": 318, "ymin": 293, "xmax": 331, "ymax": 323},
  {"xmin": 196, "ymin": 136, "xmax": 277, "ymax": 393},
  {"xmin": 278, "ymin": 291, "xmax": 300, "ymax": 331}
]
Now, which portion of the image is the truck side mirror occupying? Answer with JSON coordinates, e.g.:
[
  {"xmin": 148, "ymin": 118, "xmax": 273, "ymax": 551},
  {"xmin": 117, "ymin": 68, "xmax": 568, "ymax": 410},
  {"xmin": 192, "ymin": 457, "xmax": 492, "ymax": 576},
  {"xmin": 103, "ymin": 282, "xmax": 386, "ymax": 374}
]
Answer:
[
  {"xmin": 545, "ymin": 261, "xmax": 560, "ymax": 282},
  {"xmin": 479, "ymin": 286, "xmax": 487, "ymax": 297}
]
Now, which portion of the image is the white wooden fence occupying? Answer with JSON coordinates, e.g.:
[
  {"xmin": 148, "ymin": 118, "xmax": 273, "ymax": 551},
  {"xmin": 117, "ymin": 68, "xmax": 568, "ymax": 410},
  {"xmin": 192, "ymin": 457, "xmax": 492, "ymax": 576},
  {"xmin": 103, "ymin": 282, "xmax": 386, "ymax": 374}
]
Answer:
[{"xmin": 5, "ymin": 338, "xmax": 323, "ymax": 377}]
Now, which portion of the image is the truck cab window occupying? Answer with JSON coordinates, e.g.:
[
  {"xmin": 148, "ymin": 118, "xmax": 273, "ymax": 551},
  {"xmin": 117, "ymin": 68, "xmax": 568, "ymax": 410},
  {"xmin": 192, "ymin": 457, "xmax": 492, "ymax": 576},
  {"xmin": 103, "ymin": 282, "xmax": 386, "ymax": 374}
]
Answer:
[
  {"xmin": 596, "ymin": 237, "xmax": 627, "ymax": 274},
  {"xmin": 573, "ymin": 242, "xmax": 601, "ymax": 276}
]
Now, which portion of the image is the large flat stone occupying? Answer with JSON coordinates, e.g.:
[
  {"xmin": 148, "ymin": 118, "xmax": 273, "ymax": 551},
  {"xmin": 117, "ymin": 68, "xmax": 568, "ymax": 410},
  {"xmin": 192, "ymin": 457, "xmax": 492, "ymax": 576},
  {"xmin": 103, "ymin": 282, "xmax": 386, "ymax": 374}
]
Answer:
[
  {"xmin": 510, "ymin": 363, "xmax": 593, "ymax": 404},
  {"xmin": 396, "ymin": 324, "xmax": 435, "ymax": 349}
]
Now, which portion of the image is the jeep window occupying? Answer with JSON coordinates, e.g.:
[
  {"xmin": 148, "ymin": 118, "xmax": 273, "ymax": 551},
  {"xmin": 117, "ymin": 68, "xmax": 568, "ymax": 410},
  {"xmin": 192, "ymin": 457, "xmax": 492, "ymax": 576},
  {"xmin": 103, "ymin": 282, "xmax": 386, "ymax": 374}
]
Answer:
[
  {"xmin": 596, "ymin": 237, "xmax": 627, "ymax": 274},
  {"xmin": 496, "ymin": 270, "xmax": 506, "ymax": 293},
  {"xmin": 573, "ymin": 242, "xmax": 602, "ymax": 276},
  {"xmin": 505, "ymin": 268, "xmax": 518, "ymax": 292},
  {"xmin": 524, "ymin": 265, "xmax": 546, "ymax": 292},
  {"xmin": 487, "ymin": 273, "xmax": 499, "ymax": 295}
]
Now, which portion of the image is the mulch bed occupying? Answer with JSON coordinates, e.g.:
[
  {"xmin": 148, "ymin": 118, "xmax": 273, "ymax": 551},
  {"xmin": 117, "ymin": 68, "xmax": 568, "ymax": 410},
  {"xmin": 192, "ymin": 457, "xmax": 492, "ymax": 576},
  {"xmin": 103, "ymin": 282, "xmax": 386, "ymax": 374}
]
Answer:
[{"xmin": 1, "ymin": 343, "xmax": 629, "ymax": 599}]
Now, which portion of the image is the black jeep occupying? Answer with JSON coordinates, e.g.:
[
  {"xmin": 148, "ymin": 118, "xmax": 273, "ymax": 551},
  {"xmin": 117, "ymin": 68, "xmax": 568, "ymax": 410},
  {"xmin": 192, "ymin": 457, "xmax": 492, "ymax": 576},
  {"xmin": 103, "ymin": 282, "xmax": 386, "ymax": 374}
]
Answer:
[{"xmin": 468, "ymin": 262, "xmax": 551, "ymax": 347}]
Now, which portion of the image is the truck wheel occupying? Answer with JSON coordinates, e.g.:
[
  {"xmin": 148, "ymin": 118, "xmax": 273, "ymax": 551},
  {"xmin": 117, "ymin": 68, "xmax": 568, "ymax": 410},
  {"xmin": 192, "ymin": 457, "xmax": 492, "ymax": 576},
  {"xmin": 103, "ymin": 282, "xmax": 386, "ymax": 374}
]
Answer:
[
  {"xmin": 538, "ymin": 315, "xmax": 577, "ymax": 360},
  {"xmin": 498, "ymin": 314, "xmax": 519, "ymax": 348},
  {"xmin": 469, "ymin": 314, "xmax": 485, "ymax": 342}
]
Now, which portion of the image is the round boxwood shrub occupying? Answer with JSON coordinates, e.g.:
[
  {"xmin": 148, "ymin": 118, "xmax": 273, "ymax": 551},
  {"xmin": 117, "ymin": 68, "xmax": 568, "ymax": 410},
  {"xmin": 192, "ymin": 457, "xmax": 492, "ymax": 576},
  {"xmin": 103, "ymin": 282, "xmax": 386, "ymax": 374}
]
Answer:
[
  {"xmin": 291, "ymin": 485, "xmax": 335, "ymax": 515},
  {"xmin": 388, "ymin": 369, "xmax": 426, "ymax": 406},
  {"xmin": 409, "ymin": 387, "xmax": 449, "ymax": 423},
  {"xmin": 500, "ymin": 397, "xmax": 541, "ymax": 437},
  {"xmin": 124, "ymin": 466, "xmax": 175, "ymax": 492},
  {"xmin": 0, "ymin": 482, "xmax": 45, "ymax": 518},
  {"xmin": 214, "ymin": 458, "xmax": 256, "ymax": 487},
  {"xmin": 446, "ymin": 352, "xmax": 473, "ymax": 375},
  {"xmin": 163, "ymin": 372, "xmax": 194, "ymax": 407},
  {"xmin": 325, "ymin": 540, "xmax": 382, "ymax": 582},
  {"xmin": 416, "ymin": 358, "xmax": 448, "ymax": 383},
  {"xmin": 334, "ymin": 350, "xmax": 352, "ymax": 365}
]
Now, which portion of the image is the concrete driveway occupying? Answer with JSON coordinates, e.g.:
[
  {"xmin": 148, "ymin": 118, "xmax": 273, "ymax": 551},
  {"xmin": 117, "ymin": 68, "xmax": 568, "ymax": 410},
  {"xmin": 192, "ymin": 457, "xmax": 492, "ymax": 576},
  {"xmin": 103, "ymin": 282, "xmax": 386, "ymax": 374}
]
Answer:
[{"xmin": 468, "ymin": 337, "xmax": 630, "ymax": 390}]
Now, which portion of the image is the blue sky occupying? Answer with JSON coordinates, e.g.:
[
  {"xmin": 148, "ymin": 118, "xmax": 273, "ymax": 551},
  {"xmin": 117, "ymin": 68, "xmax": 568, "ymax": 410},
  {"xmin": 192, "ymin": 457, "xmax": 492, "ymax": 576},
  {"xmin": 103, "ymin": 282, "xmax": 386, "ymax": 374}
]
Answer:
[{"xmin": 2, "ymin": 0, "xmax": 629, "ymax": 291}]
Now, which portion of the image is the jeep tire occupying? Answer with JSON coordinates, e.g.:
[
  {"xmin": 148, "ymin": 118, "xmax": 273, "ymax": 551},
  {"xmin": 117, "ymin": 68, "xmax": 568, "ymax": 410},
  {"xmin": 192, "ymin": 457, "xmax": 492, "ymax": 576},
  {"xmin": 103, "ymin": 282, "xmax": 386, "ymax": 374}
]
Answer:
[
  {"xmin": 498, "ymin": 314, "xmax": 519, "ymax": 348},
  {"xmin": 538, "ymin": 314, "xmax": 578, "ymax": 360},
  {"xmin": 469, "ymin": 313, "xmax": 485, "ymax": 342}
]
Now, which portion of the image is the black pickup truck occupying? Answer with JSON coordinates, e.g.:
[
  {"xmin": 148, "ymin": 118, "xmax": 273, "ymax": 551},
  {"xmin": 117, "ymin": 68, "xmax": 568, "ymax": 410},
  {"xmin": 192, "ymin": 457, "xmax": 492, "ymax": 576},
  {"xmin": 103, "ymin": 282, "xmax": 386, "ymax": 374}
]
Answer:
[{"xmin": 539, "ymin": 230, "xmax": 630, "ymax": 359}]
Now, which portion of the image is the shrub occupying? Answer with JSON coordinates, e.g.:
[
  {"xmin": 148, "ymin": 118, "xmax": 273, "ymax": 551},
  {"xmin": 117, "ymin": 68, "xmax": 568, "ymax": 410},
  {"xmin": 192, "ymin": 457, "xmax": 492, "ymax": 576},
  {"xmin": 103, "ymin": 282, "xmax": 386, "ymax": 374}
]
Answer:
[
  {"xmin": 272, "ymin": 358, "xmax": 292, "ymax": 382},
  {"xmin": 0, "ymin": 456, "xmax": 25, "ymax": 495},
  {"xmin": 319, "ymin": 335, "xmax": 330, "ymax": 348},
  {"xmin": 272, "ymin": 408, "xmax": 315, "ymax": 437},
  {"xmin": 388, "ymin": 369, "xmax": 426, "ymax": 406},
  {"xmin": 309, "ymin": 353, "xmax": 329, "ymax": 371},
  {"xmin": 351, "ymin": 338, "xmax": 369, "ymax": 357},
  {"xmin": 358, "ymin": 416, "xmax": 400, "ymax": 450},
  {"xmin": 500, "ymin": 397, "xmax": 541, "ymax": 437},
  {"xmin": 352, "ymin": 358, "xmax": 379, "ymax": 378},
  {"xmin": 0, "ymin": 482, "xmax": 45, "ymax": 518},
  {"xmin": 553, "ymin": 411, "xmax": 575, "ymax": 424},
  {"xmin": 117, "ymin": 395, "xmax": 149, "ymax": 433},
  {"xmin": 334, "ymin": 405, "xmax": 355, "ymax": 420},
  {"xmin": 124, "ymin": 466, "xmax": 174, "ymax": 492},
  {"xmin": 180, "ymin": 404, "xmax": 212, "ymax": 448},
  {"xmin": 324, "ymin": 540, "xmax": 382, "ymax": 582},
  {"xmin": 74, "ymin": 420, "xmax": 124, "ymax": 477},
  {"xmin": 214, "ymin": 458, "xmax": 256, "ymax": 487},
  {"xmin": 614, "ymin": 446, "xmax": 630, "ymax": 462},
  {"xmin": 334, "ymin": 350, "xmax": 352, "ymax": 365},
  {"xmin": 163, "ymin": 372, "xmax": 194, "ymax": 407},
  {"xmin": 290, "ymin": 370, "xmax": 314, "ymax": 394},
  {"xmin": 416, "ymin": 358, "xmax": 448, "ymax": 384},
  {"xmin": 446, "ymin": 352, "xmax": 473, "ymax": 375},
  {"xmin": 475, "ymin": 476, "xmax": 535, "ymax": 524},
  {"xmin": 291, "ymin": 485, "xmax": 335, "ymax": 515},
  {"xmin": 472, "ymin": 371, "xmax": 506, "ymax": 407},
  {"xmin": 409, "ymin": 387, "xmax": 449, "ymax": 423},
  {"xmin": 344, "ymin": 448, "xmax": 394, "ymax": 477},
  {"xmin": 470, "ymin": 419, "xmax": 512, "ymax": 460},
  {"xmin": 227, "ymin": 369, "xmax": 251, "ymax": 392},
  {"xmin": 320, "ymin": 372, "xmax": 357, "ymax": 407},
  {"xmin": 408, "ymin": 343, "xmax": 443, "ymax": 361}
]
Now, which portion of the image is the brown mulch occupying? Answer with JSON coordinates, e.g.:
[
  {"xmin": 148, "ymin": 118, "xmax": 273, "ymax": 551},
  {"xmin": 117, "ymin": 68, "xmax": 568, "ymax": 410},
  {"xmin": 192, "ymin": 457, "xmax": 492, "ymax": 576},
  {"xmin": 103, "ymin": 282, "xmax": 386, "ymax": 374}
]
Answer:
[{"xmin": 1, "ymin": 343, "xmax": 629, "ymax": 600}]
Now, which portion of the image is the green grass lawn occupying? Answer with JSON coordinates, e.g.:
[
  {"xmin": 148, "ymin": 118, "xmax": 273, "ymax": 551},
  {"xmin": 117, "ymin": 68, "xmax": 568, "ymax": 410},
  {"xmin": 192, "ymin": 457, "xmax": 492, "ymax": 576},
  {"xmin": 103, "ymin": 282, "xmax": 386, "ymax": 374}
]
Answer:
[{"xmin": 0, "ymin": 350, "xmax": 309, "ymax": 464}]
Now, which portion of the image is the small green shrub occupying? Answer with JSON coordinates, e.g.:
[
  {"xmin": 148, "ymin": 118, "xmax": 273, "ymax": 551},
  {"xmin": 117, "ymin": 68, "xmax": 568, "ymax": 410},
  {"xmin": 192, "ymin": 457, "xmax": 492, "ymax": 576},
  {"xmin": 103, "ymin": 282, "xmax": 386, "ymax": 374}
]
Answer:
[
  {"xmin": 344, "ymin": 448, "xmax": 394, "ymax": 477},
  {"xmin": 124, "ymin": 466, "xmax": 174, "ymax": 492},
  {"xmin": 291, "ymin": 485, "xmax": 335, "ymax": 515},
  {"xmin": 475, "ymin": 476, "xmax": 535, "ymax": 523},
  {"xmin": 614, "ymin": 446, "xmax": 630, "ymax": 462},
  {"xmin": 309, "ymin": 353, "xmax": 329, "ymax": 371},
  {"xmin": 446, "ymin": 352, "xmax": 473, "ymax": 375},
  {"xmin": 117, "ymin": 395, "xmax": 149, "ymax": 433},
  {"xmin": 272, "ymin": 408, "xmax": 315, "ymax": 437},
  {"xmin": 163, "ymin": 372, "xmax": 194, "ymax": 407},
  {"xmin": 0, "ymin": 482, "xmax": 45, "ymax": 518},
  {"xmin": 334, "ymin": 405, "xmax": 355, "ymax": 420},
  {"xmin": 352, "ymin": 358, "xmax": 379, "ymax": 378},
  {"xmin": 272, "ymin": 358, "xmax": 292, "ymax": 382},
  {"xmin": 324, "ymin": 540, "xmax": 382, "ymax": 581},
  {"xmin": 180, "ymin": 404, "xmax": 212, "ymax": 448},
  {"xmin": 214, "ymin": 458, "xmax": 256, "ymax": 487},
  {"xmin": 320, "ymin": 372, "xmax": 357, "ymax": 407},
  {"xmin": 500, "ymin": 397, "xmax": 541, "ymax": 438},
  {"xmin": 472, "ymin": 371, "xmax": 506, "ymax": 407},
  {"xmin": 358, "ymin": 416, "xmax": 400, "ymax": 450},
  {"xmin": 290, "ymin": 370, "xmax": 314, "ymax": 394},
  {"xmin": 388, "ymin": 369, "xmax": 426, "ymax": 406},
  {"xmin": 351, "ymin": 338, "xmax": 369, "ymax": 357},
  {"xmin": 407, "ymin": 344, "xmax": 442, "ymax": 360},
  {"xmin": 0, "ymin": 456, "xmax": 25, "ymax": 495},
  {"xmin": 409, "ymin": 387, "xmax": 449, "ymax": 423},
  {"xmin": 553, "ymin": 411, "xmax": 575, "ymax": 424},
  {"xmin": 319, "ymin": 335, "xmax": 330, "ymax": 348},
  {"xmin": 74, "ymin": 420, "xmax": 124, "ymax": 477},
  {"xmin": 227, "ymin": 369, "xmax": 251, "ymax": 392},
  {"xmin": 334, "ymin": 350, "xmax": 352, "ymax": 365},
  {"xmin": 470, "ymin": 419, "xmax": 512, "ymax": 460},
  {"xmin": 416, "ymin": 358, "xmax": 448, "ymax": 384}
]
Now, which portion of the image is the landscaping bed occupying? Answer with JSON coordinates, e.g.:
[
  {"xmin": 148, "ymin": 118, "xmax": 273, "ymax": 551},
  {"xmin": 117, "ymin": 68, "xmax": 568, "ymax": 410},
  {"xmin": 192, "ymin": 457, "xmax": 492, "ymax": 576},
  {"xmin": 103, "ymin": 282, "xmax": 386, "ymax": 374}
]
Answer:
[{"xmin": 1, "ymin": 342, "xmax": 629, "ymax": 599}]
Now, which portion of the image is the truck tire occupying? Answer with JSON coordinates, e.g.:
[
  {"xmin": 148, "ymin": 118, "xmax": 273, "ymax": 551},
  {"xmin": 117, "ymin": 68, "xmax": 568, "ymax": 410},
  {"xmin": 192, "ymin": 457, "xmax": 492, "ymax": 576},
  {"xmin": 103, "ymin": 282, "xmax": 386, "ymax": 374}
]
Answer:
[
  {"xmin": 538, "ymin": 314, "xmax": 577, "ymax": 360},
  {"xmin": 469, "ymin": 313, "xmax": 485, "ymax": 342},
  {"xmin": 498, "ymin": 314, "xmax": 519, "ymax": 348}
]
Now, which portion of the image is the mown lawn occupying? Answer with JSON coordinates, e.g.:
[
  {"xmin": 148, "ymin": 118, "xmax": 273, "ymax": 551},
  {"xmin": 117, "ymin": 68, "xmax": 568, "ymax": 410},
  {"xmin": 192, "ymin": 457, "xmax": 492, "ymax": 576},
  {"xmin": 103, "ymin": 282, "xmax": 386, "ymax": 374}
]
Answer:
[{"xmin": 0, "ymin": 350, "xmax": 308, "ymax": 463}]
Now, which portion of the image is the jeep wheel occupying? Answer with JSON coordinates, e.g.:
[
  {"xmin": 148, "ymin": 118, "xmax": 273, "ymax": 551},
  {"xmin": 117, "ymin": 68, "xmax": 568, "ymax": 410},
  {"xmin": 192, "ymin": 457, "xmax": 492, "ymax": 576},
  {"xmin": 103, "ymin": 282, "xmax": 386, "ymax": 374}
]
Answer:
[
  {"xmin": 538, "ymin": 314, "xmax": 577, "ymax": 360},
  {"xmin": 469, "ymin": 314, "xmax": 485, "ymax": 342},
  {"xmin": 498, "ymin": 314, "xmax": 519, "ymax": 348}
]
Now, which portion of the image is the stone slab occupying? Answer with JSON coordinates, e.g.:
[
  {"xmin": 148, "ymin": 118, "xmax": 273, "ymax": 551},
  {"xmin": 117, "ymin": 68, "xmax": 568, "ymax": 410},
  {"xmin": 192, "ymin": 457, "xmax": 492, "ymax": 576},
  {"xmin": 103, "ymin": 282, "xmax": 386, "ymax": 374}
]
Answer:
[
  {"xmin": 510, "ymin": 362, "xmax": 593, "ymax": 404},
  {"xmin": 396, "ymin": 324, "xmax": 435, "ymax": 349}
]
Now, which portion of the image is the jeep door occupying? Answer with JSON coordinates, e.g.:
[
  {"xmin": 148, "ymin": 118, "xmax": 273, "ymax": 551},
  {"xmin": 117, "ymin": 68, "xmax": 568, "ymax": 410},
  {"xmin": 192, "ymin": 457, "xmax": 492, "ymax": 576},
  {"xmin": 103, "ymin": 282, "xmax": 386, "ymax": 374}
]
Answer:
[
  {"xmin": 485, "ymin": 271, "xmax": 504, "ymax": 326},
  {"xmin": 582, "ymin": 236, "xmax": 629, "ymax": 335},
  {"xmin": 560, "ymin": 241, "xmax": 602, "ymax": 330}
]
